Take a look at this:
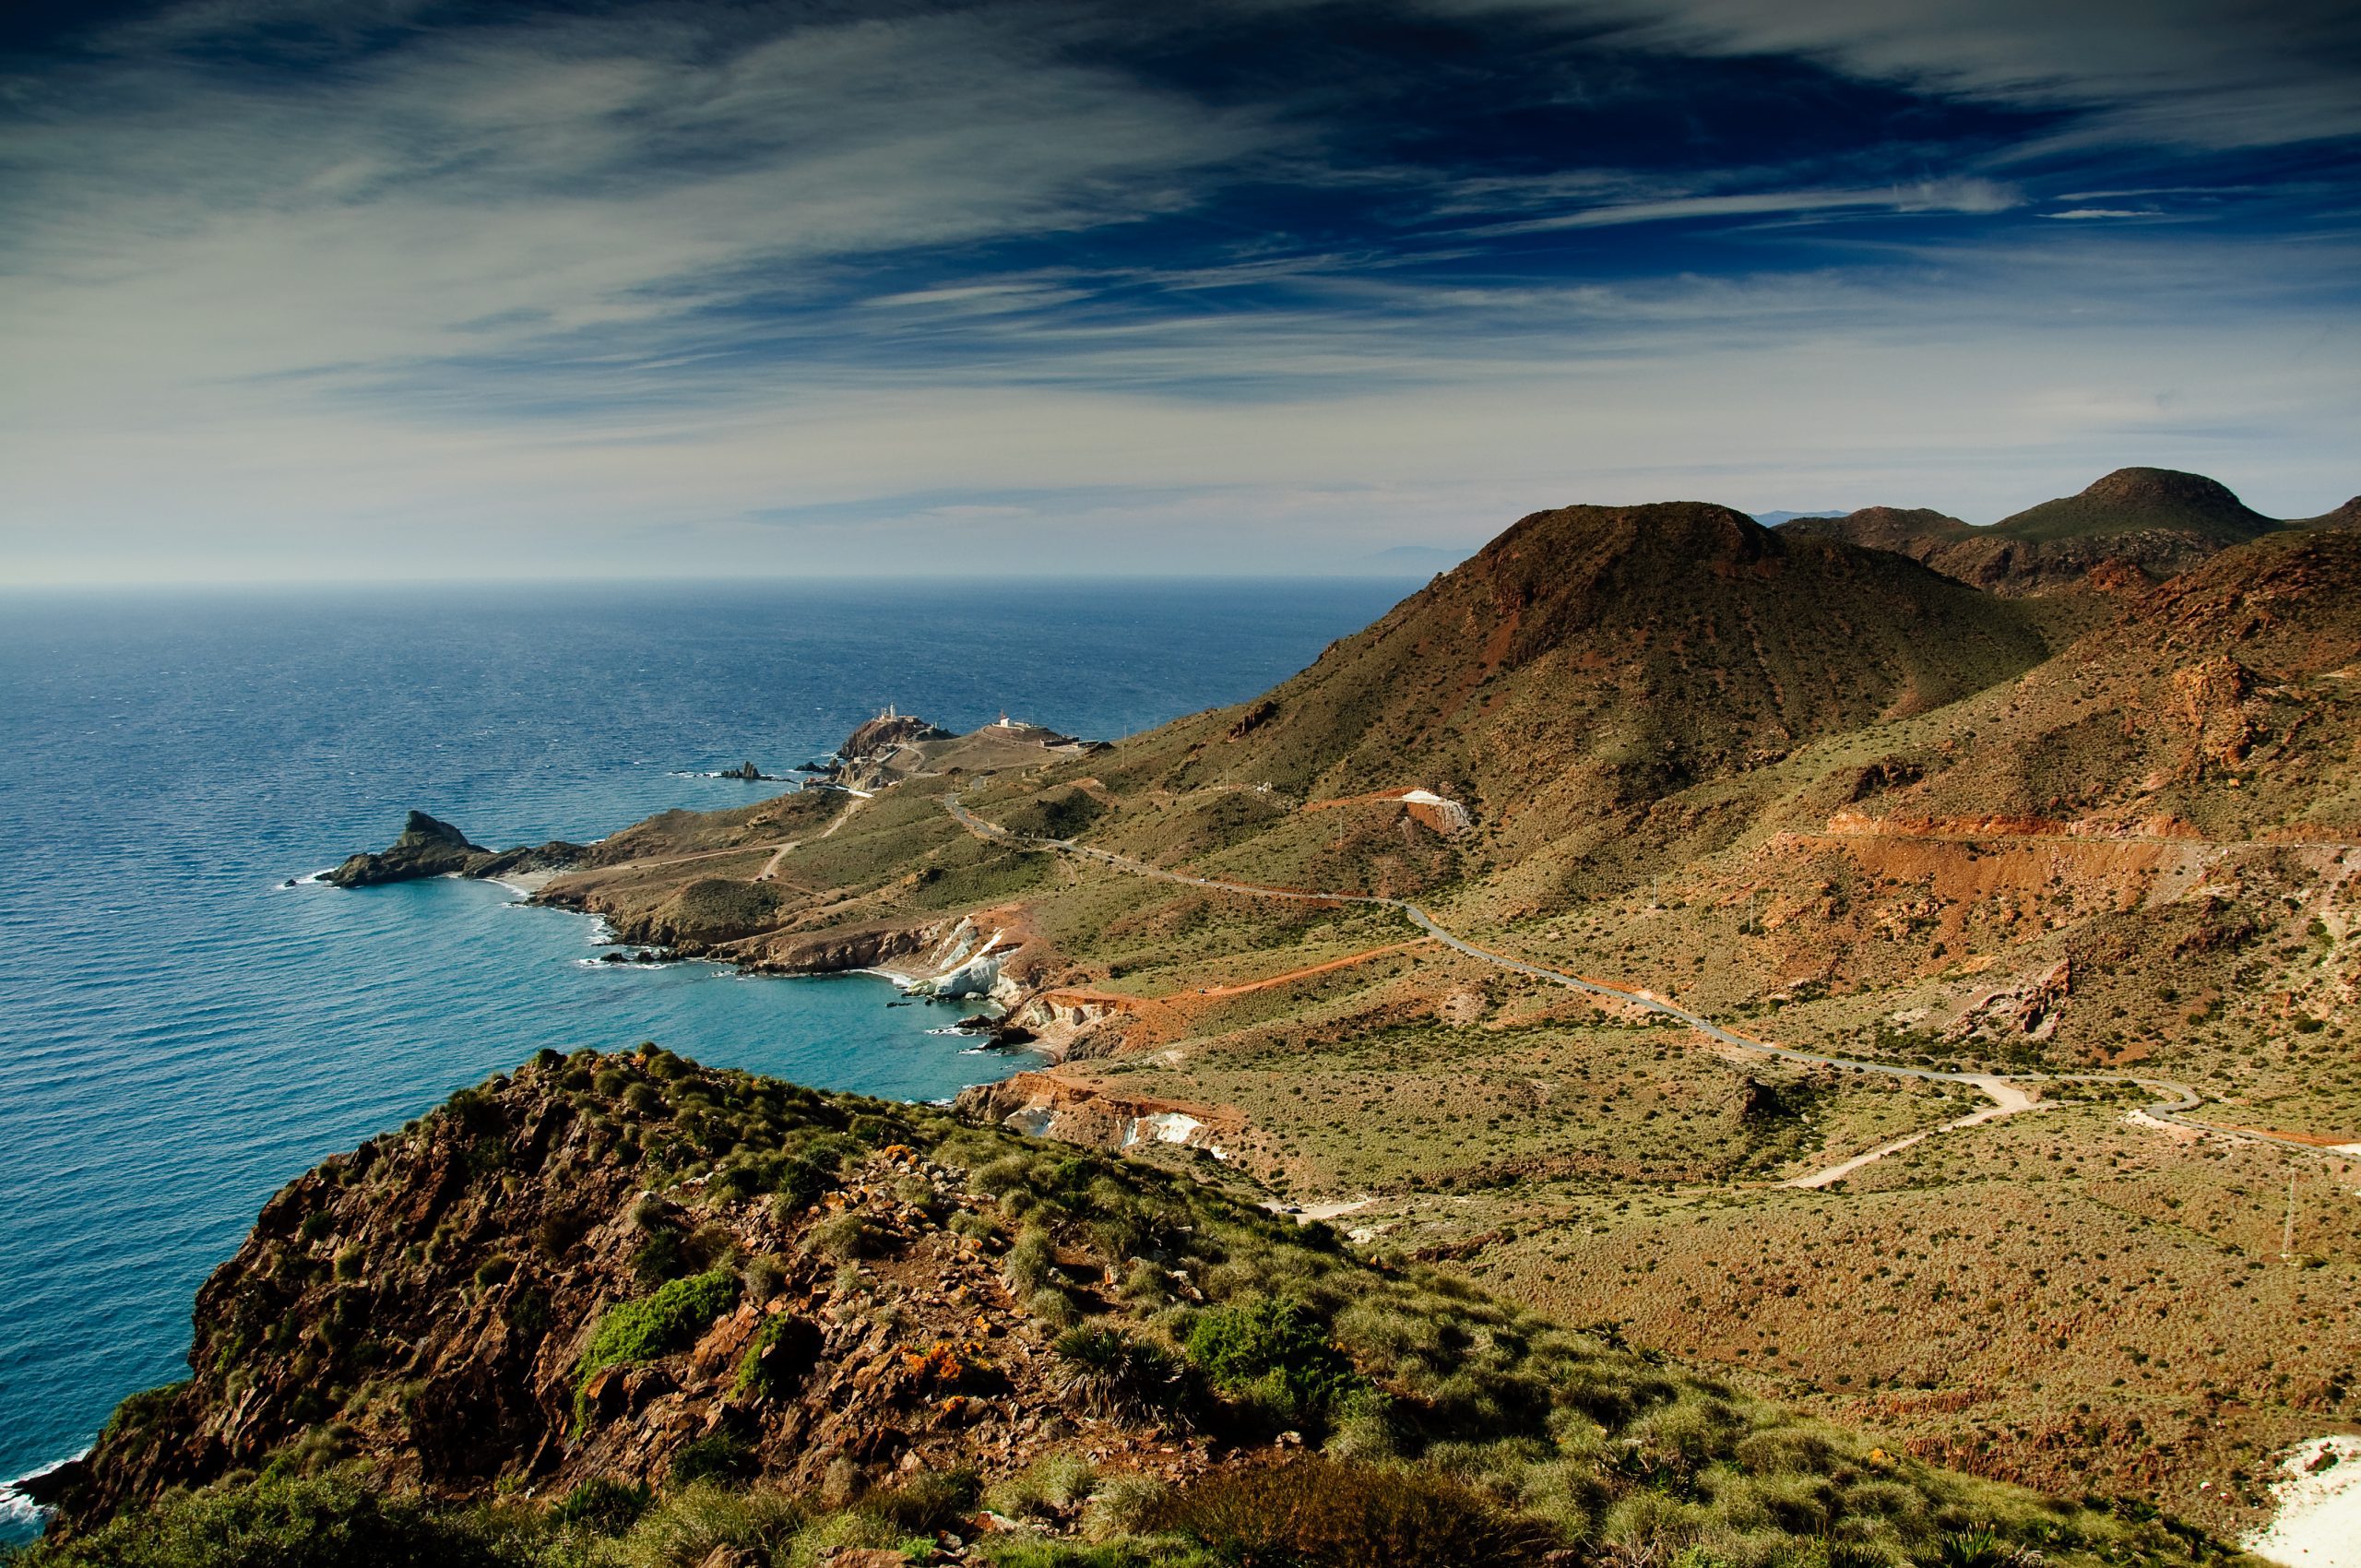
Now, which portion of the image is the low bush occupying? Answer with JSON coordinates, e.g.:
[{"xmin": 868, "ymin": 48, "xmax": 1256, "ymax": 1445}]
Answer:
[
  {"xmin": 733, "ymin": 1312, "xmax": 823, "ymax": 1399},
  {"xmin": 668, "ymin": 1432, "xmax": 755, "ymax": 1489},
  {"xmin": 573, "ymin": 1268, "xmax": 739, "ymax": 1425},
  {"xmin": 1051, "ymin": 1324, "xmax": 1182, "ymax": 1420},
  {"xmin": 4, "ymin": 1472, "xmax": 507, "ymax": 1568},
  {"xmin": 1182, "ymin": 1296, "xmax": 1363, "ymax": 1435}
]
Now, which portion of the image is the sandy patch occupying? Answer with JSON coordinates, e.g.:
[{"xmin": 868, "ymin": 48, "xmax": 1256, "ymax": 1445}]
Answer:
[
  {"xmin": 2127, "ymin": 1108, "xmax": 2204, "ymax": 1144},
  {"xmin": 2248, "ymin": 1435, "xmax": 2361, "ymax": 1568}
]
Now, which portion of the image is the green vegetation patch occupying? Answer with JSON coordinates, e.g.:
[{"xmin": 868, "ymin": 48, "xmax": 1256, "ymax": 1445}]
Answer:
[
  {"xmin": 1184, "ymin": 1296, "xmax": 1365, "ymax": 1434},
  {"xmin": 572, "ymin": 1266, "xmax": 739, "ymax": 1424}
]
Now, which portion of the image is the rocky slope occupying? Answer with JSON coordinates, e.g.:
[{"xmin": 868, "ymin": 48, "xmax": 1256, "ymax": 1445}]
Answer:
[
  {"xmin": 1093, "ymin": 500, "xmax": 2050, "ymax": 886},
  {"xmin": 35, "ymin": 1050, "xmax": 2242, "ymax": 1568}
]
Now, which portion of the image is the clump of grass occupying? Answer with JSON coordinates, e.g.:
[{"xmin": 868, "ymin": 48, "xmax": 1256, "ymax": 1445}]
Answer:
[
  {"xmin": 1052, "ymin": 1324, "xmax": 1181, "ymax": 1421},
  {"xmin": 988, "ymin": 1452, "xmax": 1099, "ymax": 1521},
  {"xmin": 1003, "ymin": 1225, "xmax": 1057, "ymax": 1293},
  {"xmin": 551, "ymin": 1475, "xmax": 649, "ymax": 1534},
  {"xmin": 807, "ymin": 1211, "xmax": 879, "ymax": 1262}
]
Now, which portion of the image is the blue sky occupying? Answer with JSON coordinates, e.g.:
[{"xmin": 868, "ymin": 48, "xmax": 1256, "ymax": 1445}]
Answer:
[{"xmin": 3, "ymin": 0, "xmax": 2356, "ymax": 580}]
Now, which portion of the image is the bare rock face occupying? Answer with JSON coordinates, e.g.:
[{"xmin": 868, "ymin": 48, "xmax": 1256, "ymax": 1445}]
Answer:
[
  {"xmin": 1944, "ymin": 958, "xmax": 2073, "ymax": 1043},
  {"xmin": 838, "ymin": 713, "xmax": 948, "ymax": 764}
]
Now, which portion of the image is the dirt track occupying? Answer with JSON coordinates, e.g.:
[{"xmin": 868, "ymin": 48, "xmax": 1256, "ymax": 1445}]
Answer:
[{"xmin": 943, "ymin": 792, "xmax": 2344, "ymax": 1181}]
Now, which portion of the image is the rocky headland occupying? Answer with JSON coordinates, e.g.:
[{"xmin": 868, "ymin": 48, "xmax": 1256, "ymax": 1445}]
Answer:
[{"xmin": 24, "ymin": 1048, "xmax": 2238, "ymax": 1568}]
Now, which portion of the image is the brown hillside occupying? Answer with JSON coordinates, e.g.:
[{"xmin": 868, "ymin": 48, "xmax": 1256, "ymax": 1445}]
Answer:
[
  {"xmin": 1871, "ymin": 528, "xmax": 2361, "ymax": 837},
  {"xmin": 2294, "ymin": 494, "xmax": 2361, "ymax": 529},
  {"xmin": 1808, "ymin": 469, "xmax": 2297, "ymax": 598},
  {"xmin": 1115, "ymin": 503, "xmax": 2047, "ymax": 873}
]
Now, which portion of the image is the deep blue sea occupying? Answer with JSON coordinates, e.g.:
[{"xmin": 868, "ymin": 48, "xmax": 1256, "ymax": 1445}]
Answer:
[{"xmin": 0, "ymin": 577, "xmax": 1407, "ymax": 1534}]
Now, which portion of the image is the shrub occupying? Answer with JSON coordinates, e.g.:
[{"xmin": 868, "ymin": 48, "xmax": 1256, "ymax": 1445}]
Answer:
[
  {"xmin": 668, "ymin": 1432, "xmax": 755, "ymax": 1488},
  {"xmin": 742, "ymin": 1253, "xmax": 788, "ymax": 1303},
  {"xmin": 631, "ymin": 1228, "xmax": 686, "ymax": 1284},
  {"xmin": 6, "ymin": 1471, "xmax": 502, "ymax": 1568},
  {"xmin": 574, "ymin": 1268, "xmax": 740, "ymax": 1424},
  {"xmin": 535, "ymin": 1211, "xmax": 588, "ymax": 1259},
  {"xmin": 734, "ymin": 1313, "xmax": 823, "ymax": 1399},
  {"xmin": 1183, "ymin": 1296, "xmax": 1363, "ymax": 1434},
  {"xmin": 1140, "ymin": 1455, "xmax": 1558, "ymax": 1567}
]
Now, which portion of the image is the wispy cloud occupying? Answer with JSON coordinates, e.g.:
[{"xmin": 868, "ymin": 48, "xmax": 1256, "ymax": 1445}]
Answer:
[
  {"xmin": 1475, "ymin": 177, "xmax": 2021, "ymax": 233},
  {"xmin": 0, "ymin": 0, "xmax": 2355, "ymax": 580}
]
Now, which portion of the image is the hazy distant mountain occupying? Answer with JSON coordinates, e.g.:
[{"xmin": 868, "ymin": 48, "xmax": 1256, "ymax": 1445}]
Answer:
[{"xmin": 1752, "ymin": 509, "xmax": 1846, "ymax": 527}]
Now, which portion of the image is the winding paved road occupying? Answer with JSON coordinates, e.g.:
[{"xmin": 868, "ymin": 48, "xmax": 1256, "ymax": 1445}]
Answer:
[{"xmin": 943, "ymin": 795, "xmax": 2330, "ymax": 1174}]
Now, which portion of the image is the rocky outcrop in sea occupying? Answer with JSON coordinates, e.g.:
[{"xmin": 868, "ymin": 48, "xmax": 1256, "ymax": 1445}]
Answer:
[{"xmin": 323, "ymin": 812, "xmax": 585, "ymax": 888}]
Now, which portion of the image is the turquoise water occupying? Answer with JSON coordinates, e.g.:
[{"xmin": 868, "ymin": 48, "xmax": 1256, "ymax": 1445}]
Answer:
[{"xmin": 0, "ymin": 577, "xmax": 1408, "ymax": 1530}]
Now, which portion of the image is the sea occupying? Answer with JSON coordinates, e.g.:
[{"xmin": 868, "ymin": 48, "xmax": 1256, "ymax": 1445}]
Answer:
[{"xmin": 0, "ymin": 576, "xmax": 1408, "ymax": 1535}]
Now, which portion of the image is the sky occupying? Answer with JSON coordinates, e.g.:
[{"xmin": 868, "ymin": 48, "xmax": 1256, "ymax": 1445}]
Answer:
[{"xmin": 2, "ymin": 0, "xmax": 2357, "ymax": 581}]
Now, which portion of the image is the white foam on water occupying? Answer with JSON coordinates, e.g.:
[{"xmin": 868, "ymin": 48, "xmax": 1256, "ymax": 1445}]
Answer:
[{"xmin": 3, "ymin": 1449, "xmax": 89, "ymax": 1529}]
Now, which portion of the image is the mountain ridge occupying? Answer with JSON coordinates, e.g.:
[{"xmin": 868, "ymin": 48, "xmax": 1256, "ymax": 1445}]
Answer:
[{"xmin": 1783, "ymin": 467, "xmax": 2331, "ymax": 596}]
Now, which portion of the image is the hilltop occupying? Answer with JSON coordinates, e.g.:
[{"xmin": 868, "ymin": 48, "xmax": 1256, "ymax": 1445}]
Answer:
[
  {"xmin": 1786, "ymin": 469, "xmax": 2304, "ymax": 597},
  {"xmin": 30, "ymin": 1048, "xmax": 2242, "ymax": 1568}
]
